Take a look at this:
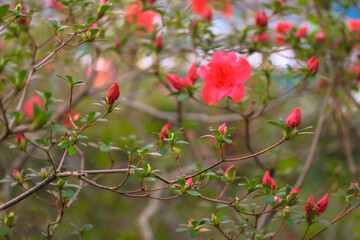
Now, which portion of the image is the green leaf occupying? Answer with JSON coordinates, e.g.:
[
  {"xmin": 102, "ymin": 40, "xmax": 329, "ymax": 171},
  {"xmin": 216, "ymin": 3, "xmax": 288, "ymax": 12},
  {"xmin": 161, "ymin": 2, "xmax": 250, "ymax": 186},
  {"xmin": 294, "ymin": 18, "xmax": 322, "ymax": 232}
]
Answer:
[
  {"xmin": 264, "ymin": 194, "xmax": 274, "ymax": 204},
  {"xmin": 0, "ymin": 5, "xmax": 10, "ymax": 21},
  {"xmin": 0, "ymin": 226, "xmax": 9, "ymax": 235},
  {"xmin": 80, "ymin": 224, "xmax": 93, "ymax": 235},
  {"xmin": 63, "ymin": 189, "xmax": 75, "ymax": 198},
  {"xmin": 216, "ymin": 210, "xmax": 232, "ymax": 219},
  {"xmin": 318, "ymin": 219, "xmax": 331, "ymax": 228},
  {"xmin": 43, "ymin": 125, "xmax": 67, "ymax": 132},
  {"xmin": 68, "ymin": 146, "xmax": 77, "ymax": 156},
  {"xmin": 187, "ymin": 190, "xmax": 200, "ymax": 196},
  {"xmin": 286, "ymin": 218, "xmax": 295, "ymax": 226}
]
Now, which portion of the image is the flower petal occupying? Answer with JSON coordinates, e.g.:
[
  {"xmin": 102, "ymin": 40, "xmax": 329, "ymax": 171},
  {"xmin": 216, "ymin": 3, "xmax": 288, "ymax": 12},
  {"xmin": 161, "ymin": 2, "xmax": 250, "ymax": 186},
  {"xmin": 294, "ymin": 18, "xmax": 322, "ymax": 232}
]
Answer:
[
  {"xmin": 227, "ymin": 84, "xmax": 245, "ymax": 103},
  {"xmin": 201, "ymin": 84, "xmax": 228, "ymax": 105}
]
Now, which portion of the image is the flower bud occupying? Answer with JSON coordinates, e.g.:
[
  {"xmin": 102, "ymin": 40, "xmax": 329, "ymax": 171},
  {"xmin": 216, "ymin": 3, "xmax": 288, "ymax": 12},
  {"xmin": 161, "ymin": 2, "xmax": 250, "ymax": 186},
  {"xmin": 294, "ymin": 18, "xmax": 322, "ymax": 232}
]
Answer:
[
  {"xmin": 225, "ymin": 165, "xmax": 236, "ymax": 182},
  {"xmin": 262, "ymin": 171, "xmax": 277, "ymax": 190},
  {"xmin": 295, "ymin": 25, "xmax": 308, "ymax": 39},
  {"xmin": 282, "ymin": 206, "xmax": 291, "ymax": 218},
  {"xmin": 210, "ymin": 213, "xmax": 220, "ymax": 226},
  {"xmin": 287, "ymin": 186, "xmax": 300, "ymax": 202},
  {"xmin": 188, "ymin": 218, "xmax": 193, "ymax": 226},
  {"xmin": 274, "ymin": 195, "xmax": 281, "ymax": 202},
  {"xmin": 106, "ymin": 82, "xmax": 120, "ymax": 106},
  {"xmin": 218, "ymin": 123, "xmax": 227, "ymax": 135},
  {"xmin": 255, "ymin": 10, "xmax": 268, "ymax": 28},
  {"xmin": 100, "ymin": 0, "xmax": 108, "ymax": 5},
  {"xmin": 91, "ymin": 23, "xmax": 98, "ymax": 31},
  {"xmin": 286, "ymin": 108, "xmax": 301, "ymax": 129},
  {"xmin": 12, "ymin": 170, "xmax": 22, "ymax": 184},
  {"xmin": 15, "ymin": 133, "xmax": 26, "ymax": 150},
  {"xmin": 185, "ymin": 178, "xmax": 193, "ymax": 188},
  {"xmin": 40, "ymin": 168, "xmax": 48, "ymax": 180},
  {"xmin": 155, "ymin": 36, "xmax": 163, "ymax": 51},
  {"xmin": 114, "ymin": 38, "xmax": 121, "ymax": 48},
  {"xmin": 305, "ymin": 194, "xmax": 314, "ymax": 216},
  {"xmin": 315, "ymin": 193, "xmax": 328, "ymax": 216},
  {"xmin": 307, "ymin": 55, "xmax": 319, "ymax": 74},
  {"xmin": 188, "ymin": 62, "xmax": 198, "ymax": 85},
  {"xmin": 314, "ymin": 32, "xmax": 326, "ymax": 42},
  {"xmin": 159, "ymin": 122, "xmax": 171, "ymax": 142},
  {"xmin": 350, "ymin": 182, "xmax": 359, "ymax": 194}
]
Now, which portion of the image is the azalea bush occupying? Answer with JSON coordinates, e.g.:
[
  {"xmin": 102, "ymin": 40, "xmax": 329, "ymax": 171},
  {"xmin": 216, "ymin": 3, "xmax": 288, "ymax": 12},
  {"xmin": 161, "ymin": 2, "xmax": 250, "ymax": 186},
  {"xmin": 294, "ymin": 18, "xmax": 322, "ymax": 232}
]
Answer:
[{"xmin": 0, "ymin": 0, "xmax": 360, "ymax": 239}]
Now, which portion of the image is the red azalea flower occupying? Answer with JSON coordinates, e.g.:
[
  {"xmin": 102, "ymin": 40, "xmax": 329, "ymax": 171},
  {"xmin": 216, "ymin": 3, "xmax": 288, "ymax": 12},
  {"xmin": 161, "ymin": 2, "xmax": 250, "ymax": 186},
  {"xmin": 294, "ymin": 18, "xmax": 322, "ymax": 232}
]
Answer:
[
  {"xmin": 314, "ymin": 32, "xmax": 326, "ymax": 42},
  {"xmin": 262, "ymin": 171, "xmax": 277, "ymax": 190},
  {"xmin": 125, "ymin": 1, "xmax": 161, "ymax": 33},
  {"xmin": 166, "ymin": 63, "xmax": 198, "ymax": 91},
  {"xmin": 199, "ymin": 51, "xmax": 251, "ymax": 105},
  {"xmin": 48, "ymin": 0, "xmax": 65, "ymax": 10},
  {"xmin": 274, "ymin": 21, "xmax": 292, "ymax": 45},
  {"xmin": 307, "ymin": 55, "xmax": 319, "ymax": 74},
  {"xmin": 286, "ymin": 108, "xmax": 301, "ymax": 129},
  {"xmin": 251, "ymin": 32, "xmax": 269, "ymax": 43},
  {"xmin": 62, "ymin": 110, "xmax": 81, "ymax": 128},
  {"xmin": 23, "ymin": 95, "xmax": 42, "ymax": 119},
  {"xmin": 191, "ymin": 0, "xmax": 233, "ymax": 20},
  {"xmin": 315, "ymin": 193, "xmax": 328, "ymax": 216},
  {"xmin": 295, "ymin": 25, "xmax": 308, "ymax": 39},
  {"xmin": 159, "ymin": 122, "xmax": 172, "ymax": 142},
  {"xmin": 347, "ymin": 19, "xmax": 360, "ymax": 32},
  {"xmin": 255, "ymin": 10, "xmax": 268, "ymax": 28}
]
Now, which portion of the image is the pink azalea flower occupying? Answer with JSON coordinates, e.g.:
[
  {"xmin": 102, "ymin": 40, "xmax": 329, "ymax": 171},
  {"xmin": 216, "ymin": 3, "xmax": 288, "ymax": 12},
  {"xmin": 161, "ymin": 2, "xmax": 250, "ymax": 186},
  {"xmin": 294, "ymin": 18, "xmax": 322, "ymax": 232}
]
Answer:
[
  {"xmin": 23, "ymin": 95, "xmax": 42, "ymax": 119},
  {"xmin": 125, "ymin": 1, "xmax": 161, "ymax": 33},
  {"xmin": 199, "ymin": 51, "xmax": 252, "ymax": 105}
]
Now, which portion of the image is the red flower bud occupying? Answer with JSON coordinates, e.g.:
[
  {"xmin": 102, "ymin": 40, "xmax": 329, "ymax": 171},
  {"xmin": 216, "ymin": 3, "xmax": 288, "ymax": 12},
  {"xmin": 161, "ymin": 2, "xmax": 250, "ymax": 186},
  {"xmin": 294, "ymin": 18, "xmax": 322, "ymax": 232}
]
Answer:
[
  {"xmin": 288, "ymin": 186, "xmax": 300, "ymax": 201},
  {"xmin": 225, "ymin": 165, "xmax": 234, "ymax": 175},
  {"xmin": 12, "ymin": 170, "xmax": 20, "ymax": 180},
  {"xmin": 15, "ymin": 133, "xmax": 25, "ymax": 145},
  {"xmin": 100, "ymin": 0, "xmax": 108, "ymax": 5},
  {"xmin": 155, "ymin": 36, "xmax": 163, "ymax": 51},
  {"xmin": 305, "ymin": 194, "xmax": 314, "ymax": 216},
  {"xmin": 350, "ymin": 182, "xmax": 359, "ymax": 194},
  {"xmin": 315, "ymin": 193, "xmax": 328, "ymax": 216},
  {"xmin": 255, "ymin": 10, "xmax": 268, "ymax": 28},
  {"xmin": 91, "ymin": 23, "xmax": 98, "ymax": 30},
  {"xmin": 286, "ymin": 108, "xmax": 301, "ymax": 129},
  {"xmin": 251, "ymin": 32, "xmax": 269, "ymax": 43},
  {"xmin": 185, "ymin": 178, "xmax": 193, "ymax": 188},
  {"xmin": 159, "ymin": 123, "xmax": 171, "ymax": 142},
  {"xmin": 295, "ymin": 25, "xmax": 308, "ymax": 39},
  {"xmin": 147, "ymin": 0, "xmax": 157, "ymax": 3},
  {"xmin": 188, "ymin": 62, "xmax": 198, "ymax": 85},
  {"xmin": 314, "ymin": 32, "xmax": 326, "ymax": 42},
  {"xmin": 274, "ymin": 195, "xmax": 281, "ymax": 202},
  {"xmin": 114, "ymin": 38, "xmax": 121, "ymax": 48},
  {"xmin": 218, "ymin": 123, "xmax": 227, "ymax": 135},
  {"xmin": 307, "ymin": 55, "xmax": 319, "ymax": 74},
  {"xmin": 262, "ymin": 171, "xmax": 277, "ymax": 190},
  {"xmin": 106, "ymin": 82, "xmax": 120, "ymax": 106},
  {"xmin": 355, "ymin": 64, "xmax": 360, "ymax": 78}
]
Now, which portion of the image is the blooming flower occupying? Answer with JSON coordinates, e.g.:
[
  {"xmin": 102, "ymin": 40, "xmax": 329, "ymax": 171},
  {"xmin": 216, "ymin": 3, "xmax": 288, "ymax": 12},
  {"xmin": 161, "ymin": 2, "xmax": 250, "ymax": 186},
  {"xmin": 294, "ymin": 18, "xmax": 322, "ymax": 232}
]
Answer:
[
  {"xmin": 262, "ymin": 171, "xmax": 277, "ymax": 190},
  {"xmin": 125, "ymin": 1, "xmax": 161, "ymax": 32},
  {"xmin": 314, "ymin": 32, "xmax": 326, "ymax": 42},
  {"xmin": 48, "ymin": 0, "xmax": 65, "ymax": 10},
  {"xmin": 255, "ymin": 10, "xmax": 268, "ymax": 28},
  {"xmin": 274, "ymin": 21, "xmax": 292, "ymax": 45},
  {"xmin": 159, "ymin": 122, "xmax": 171, "ymax": 142},
  {"xmin": 305, "ymin": 194, "xmax": 314, "ymax": 216},
  {"xmin": 315, "ymin": 193, "xmax": 328, "ymax": 216},
  {"xmin": 62, "ymin": 110, "xmax": 81, "ymax": 128},
  {"xmin": 199, "ymin": 51, "xmax": 252, "ymax": 105},
  {"xmin": 251, "ymin": 32, "xmax": 269, "ymax": 43},
  {"xmin": 23, "ymin": 95, "xmax": 42, "ymax": 119},
  {"xmin": 286, "ymin": 108, "xmax": 301, "ymax": 129},
  {"xmin": 295, "ymin": 25, "xmax": 308, "ymax": 39},
  {"xmin": 166, "ymin": 63, "xmax": 198, "ymax": 91},
  {"xmin": 190, "ymin": 0, "xmax": 233, "ymax": 20},
  {"xmin": 307, "ymin": 55, "xmax": 319, "ymax": 74},
  {"xmin": 106, "ymin": 82, "xmax": 120, "ymax": 106},
  {"xmin": 218, "ymin": 122, "xmax": 227, "ymax": 134},
  {"xmin": 347, "ymin": 19, "xmax": 360, "ymax": 32}
]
